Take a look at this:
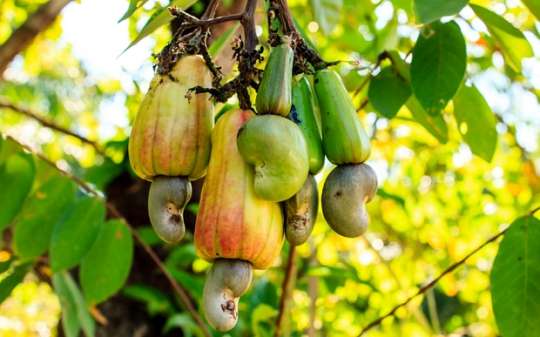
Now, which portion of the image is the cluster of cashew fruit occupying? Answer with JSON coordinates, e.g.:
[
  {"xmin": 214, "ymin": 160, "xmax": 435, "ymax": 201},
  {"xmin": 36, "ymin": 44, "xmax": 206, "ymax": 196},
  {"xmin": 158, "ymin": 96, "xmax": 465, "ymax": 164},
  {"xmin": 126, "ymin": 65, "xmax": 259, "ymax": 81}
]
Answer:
[{"xmin": 128, "ymin": 39, "xmax": 377, "ymax": 332}]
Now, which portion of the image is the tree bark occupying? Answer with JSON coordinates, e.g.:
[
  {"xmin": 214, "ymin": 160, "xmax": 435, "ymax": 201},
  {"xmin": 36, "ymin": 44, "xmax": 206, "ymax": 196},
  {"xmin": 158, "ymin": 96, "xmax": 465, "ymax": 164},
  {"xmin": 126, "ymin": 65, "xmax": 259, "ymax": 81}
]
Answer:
[{"xmin": 0, "ymin": 0, "xmax": 72, "ymax": 76}]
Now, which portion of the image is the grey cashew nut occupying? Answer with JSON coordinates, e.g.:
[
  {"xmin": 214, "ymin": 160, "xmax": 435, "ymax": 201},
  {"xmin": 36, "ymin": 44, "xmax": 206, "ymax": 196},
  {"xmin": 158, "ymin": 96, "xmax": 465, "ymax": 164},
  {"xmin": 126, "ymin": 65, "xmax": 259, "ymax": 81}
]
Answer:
[
  {"xmin": 148, "ymin": 176, "xmax": 192, "ymax": 243},
  {"xmin": 203, "ymin": 259, "xmax": 253, "ymax": 332},
  {"xmin": 322, "ymin": 164, "xmax": 378, "ymax": 237},
  {"xmin": 284, "ymin": 174, "xmax": 318, "ymax": 246}
]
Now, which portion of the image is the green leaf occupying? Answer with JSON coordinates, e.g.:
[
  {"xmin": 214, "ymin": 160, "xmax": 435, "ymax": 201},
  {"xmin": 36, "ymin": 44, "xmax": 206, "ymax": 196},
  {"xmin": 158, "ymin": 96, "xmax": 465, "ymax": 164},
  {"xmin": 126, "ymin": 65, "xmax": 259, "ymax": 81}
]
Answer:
[
  {"xmin": 164, "ymin": 313, "xmax": 204, "ymax": 336},
  {"xmin": 453, "ymin": 84, "xmax": 497, "ymax": 162},
  {"xmin": 522, "ymin": 0, "xmax": 540, "ymax": 20},
  {"xmin": 471, "ymin": 4, "xmax": 533, "ymax": 72},
  {"xmin": 13, "ymin": 176, "xmax": 77, "ymax": 259},
  {"xmin": 50, "ymin": 196, "xmax": 106, "ymax": 271},
  {"xmin": 411, "ymin": 21, "xmax": 466, "ymax": 114},
  {"xmin": 368, "ymin": 66, "xmax": 412, "ymax": 118},
  {"xmin": 80, "ymin": 220, "xmax": 134, "ymax": 305},
  {"xmin": 119, "ymin": 0, "xmax": 149, "ymax": 22},
  {"xmin": 52, "ymin": 271, "xmax": 95, "ymax": 337},
  {"xmin": 491, "ymin": 216, "xmax": 540, "ymax": 337},
  {"xmin": 123, "ymin": 0, "xmax": 198, "ymax": 52},
  {"xmin": 208, "ymin": 23, "xmax": 240, "ymax": 58},
  {"xmin": 0, "ymin": 262, "xmax": 32, "ymax": 303},
  {"xmin": 414, "ymin": 0, "xmax": 469, "ymax": 24},
  {"xmin": 0, "ymin": 257, "xmax": 14, "ymax": 274},
  {"xmin": 387, "ymin": 50, "xmax": 449, "ymax": 143},
  {"xmin": 123, "ymin": 284, "xmax": 174, "ymax": 315},
  {"xmin": 0, "ymin": 152, "xmax": 35, "ymax": 231},
  {"xmin": 251, "ymin": 304, "xmax": 277, "ymax": 337},
  {"xmin": 310, "ymin": 0, "xmax": 343, "ymax": 35}
]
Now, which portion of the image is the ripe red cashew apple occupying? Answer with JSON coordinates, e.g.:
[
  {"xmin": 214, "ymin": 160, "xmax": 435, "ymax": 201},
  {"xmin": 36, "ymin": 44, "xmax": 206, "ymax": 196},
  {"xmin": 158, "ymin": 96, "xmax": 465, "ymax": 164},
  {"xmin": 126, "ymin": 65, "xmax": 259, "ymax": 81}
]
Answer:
[
  {"xmin": 195, "ymin": 109, "xmax": 284, "ymax": 331},
  {"xmin": 128, "ymin": 55, "xmax": 213, "ymax": 243}
]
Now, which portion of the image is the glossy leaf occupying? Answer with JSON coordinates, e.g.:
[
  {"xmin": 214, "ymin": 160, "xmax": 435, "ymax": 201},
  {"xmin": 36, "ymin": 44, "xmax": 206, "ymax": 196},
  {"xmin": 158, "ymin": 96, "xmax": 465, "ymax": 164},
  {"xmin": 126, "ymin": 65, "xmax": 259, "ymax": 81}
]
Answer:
[
  {"xmin": 471, "ymin": 4, "xmax": 533, "ymax": 72},
  {"xmin": 414, "ymin": 0, "xmax": 469, "ymax": 23},
  {"xmin": 368, "ymin": 66, "xmax": 412, "ymax": 118},
  {"xmin": 118, "ymin": 0, "xmax": 148, "ymax": 22},
  {"xmin": 522, "ymin": 0, "xmax": 540, "ymax": 20},
  {"xmin": 124, "ymin": 0, "xmax": 197, "ymax": 52},
  {"xmin": 50, "ymin": 196, "xmax": 106, "ymax": 271},
  {"xmin": 13, "ymin": 176, "xmax": 77, "ymax": 259},
  {"xmin": 491, "ymin": 216, "xmax": 540, "ymax": 337},
  {"xmin": 0, "ymin": 152, "xmax": 35, "ymax": 231},
  {"xmin": 453, "ymin": 84, "xmax": 497, "ymax": 162},
  {"xmin": 0, "ymin": 262, "xmax": 31, "ymax": 303},
  {"xmin": 310, "ymin": 0, "xmax": 343, "ymax": 35},
  {"xmin": 52, "ymin": 271, "xmax": 95, "ymax": 337},
  {"xmin": 411, "ymin": 21, "xmax": 466, "ymax": 114},
  {"xmin": 80, "ymin": 220, "xmax": 134, "ymax": 305},
  {"xmin": 387, "ymin": 51, "xmax": 449, "ymax": 143}
]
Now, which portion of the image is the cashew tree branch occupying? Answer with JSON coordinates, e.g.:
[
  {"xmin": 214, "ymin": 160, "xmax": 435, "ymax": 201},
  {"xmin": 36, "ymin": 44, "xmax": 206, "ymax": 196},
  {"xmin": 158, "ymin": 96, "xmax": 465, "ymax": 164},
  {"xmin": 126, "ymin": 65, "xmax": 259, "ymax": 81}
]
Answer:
[{"xmin": 0, "ymin": 0, "xmax": 73, "ymax": 76}]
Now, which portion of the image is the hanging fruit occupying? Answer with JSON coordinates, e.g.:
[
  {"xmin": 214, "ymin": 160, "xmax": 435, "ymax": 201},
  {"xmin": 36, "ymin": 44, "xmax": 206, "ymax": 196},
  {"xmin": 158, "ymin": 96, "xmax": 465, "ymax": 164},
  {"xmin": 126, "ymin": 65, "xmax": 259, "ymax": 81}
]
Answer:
[
  {"xmin": 195, "ymin": 109, "xmax": 284, "ymax": 331},
  {"xmin": 315, "ymin": 69, "xmax": 378, "ymax": 237},
  {"xmin": 128, "ymin": 55, "xmax": 213, "ymax": 243}
]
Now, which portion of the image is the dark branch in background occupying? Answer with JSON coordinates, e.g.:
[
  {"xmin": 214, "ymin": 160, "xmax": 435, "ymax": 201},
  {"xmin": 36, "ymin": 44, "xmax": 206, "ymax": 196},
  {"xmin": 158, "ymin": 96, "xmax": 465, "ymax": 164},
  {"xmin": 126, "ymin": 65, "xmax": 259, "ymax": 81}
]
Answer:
[
  {"xmin": 0, "ymin": 98, "xmax": 106, "ymax": 156},
  {"xmin": 274, "ymin": 245, "xmax": 297, "ymax": 337},
  {"xmin": 5, "ymin": 135, "xmax": 212, "ymax": 337},
  {"xmin": 0, "ymin": 0, "xmax": 73, "ymax": 76}
]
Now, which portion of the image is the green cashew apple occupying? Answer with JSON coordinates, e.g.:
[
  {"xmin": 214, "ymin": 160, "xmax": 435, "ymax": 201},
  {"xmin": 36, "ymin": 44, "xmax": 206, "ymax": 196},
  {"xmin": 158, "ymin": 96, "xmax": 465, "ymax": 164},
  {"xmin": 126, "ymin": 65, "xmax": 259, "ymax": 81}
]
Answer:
[
  {"xmin": 322, "ymin": 164, "xmax": 377, "ymax": 237},
  {"xmin": 284, "ymin": 174, "xmax": 318, "ymax": 245},
  {"xmin": 290, "ymin": 76, "xmax": 324, "ymax": 175},
  {"xmin": 256, "ymin": 41, "xmax": 294, "ymax": 116},
  {"xmin": 237, "ymin": 115, "xmax": 309, "ymax": 202},
  {"xmin": 203, "ymin": 259, "xmax": 253, "ymax": 331},
  {"xmin": 314, "ymin": 69, "xmax": 371, "ymax": 165}
]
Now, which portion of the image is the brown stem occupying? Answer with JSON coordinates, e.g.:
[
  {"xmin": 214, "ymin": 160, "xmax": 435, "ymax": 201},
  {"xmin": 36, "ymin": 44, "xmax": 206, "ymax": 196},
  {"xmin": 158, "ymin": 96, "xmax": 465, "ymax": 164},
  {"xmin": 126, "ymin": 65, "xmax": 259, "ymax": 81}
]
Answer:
[
  {"xmin": 274, "ymin": 245, "xmax": 297, "ymax": 337},
  {"xmin": 0, "ymin": 0, "xmax": 73, "ymax": 76},
  {"xmin": 0, "ymin": 98, "xmax": 106, "ymax": 157},
  {"xmin": 358, "ymin": 227, "xmax": 510, "ymax": 336},
  {"xmin": 5, "ymin": 135, "xmax": 212, "ymax": 337}
]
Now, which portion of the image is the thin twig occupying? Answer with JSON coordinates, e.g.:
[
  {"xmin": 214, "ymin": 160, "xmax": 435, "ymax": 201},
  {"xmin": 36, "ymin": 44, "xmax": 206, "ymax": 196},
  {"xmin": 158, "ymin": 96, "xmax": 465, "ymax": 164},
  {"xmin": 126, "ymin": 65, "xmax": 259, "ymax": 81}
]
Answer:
[
  {"xmin": 5, "ymin": 135, "xmax": 212, "ymax": 337},
  {"xmin": 358, "ymin": 225, "xmax": 511, "ymax": 336},
  {"xmin": 0, "ymin": 98, "xmax": 106, "ymax": 156},
  {"xmin": 274, "ymin": 245, "xmax": 297, "ymax": 337}
]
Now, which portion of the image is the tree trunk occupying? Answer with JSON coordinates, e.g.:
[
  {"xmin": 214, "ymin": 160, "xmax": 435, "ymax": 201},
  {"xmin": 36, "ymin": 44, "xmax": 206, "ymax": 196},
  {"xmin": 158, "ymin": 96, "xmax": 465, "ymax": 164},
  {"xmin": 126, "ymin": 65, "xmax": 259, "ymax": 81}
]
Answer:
[{"xmin": 0, "ymin": 0, "xmax": 72, "ymax": 76}]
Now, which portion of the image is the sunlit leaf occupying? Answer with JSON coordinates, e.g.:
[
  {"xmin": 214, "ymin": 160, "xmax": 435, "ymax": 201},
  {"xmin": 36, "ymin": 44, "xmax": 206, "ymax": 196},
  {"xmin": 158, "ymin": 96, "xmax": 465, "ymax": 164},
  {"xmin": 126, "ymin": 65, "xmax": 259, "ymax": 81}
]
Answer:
[
  {"xmin": 123, "ymin": 0, "xmax": 198, "ymax": 52},
  {"xmin": 119, "ymin": 0, "xmax": 149, "ymax": 22},
  {"xmin": 522, "ymin": 0, "xmax": 540, "ymax": 20},
  {"xmin": 52, "ymin": 271, "xmax": 95, "ymax": 337},
  {"xmin": 50, "ymin": 196, "xmax": 106, "ymax": 271},
  {"xmin": 387, "ymin": 50, "xmax": 449, "ymax": 143},
  {"xmin": 80, "ymin": 220, "xmax": 134, "ymax": 305},
  {"xmin": 491, "ymin": 216, "xmax": 540, "ymax": 337},
  {"xmin": 368, "ymin": 66, "xmax": 411, "ymax": 118},
  {"xmin": 411, "ymin": 20, "xmax": 466, "ymax": 114},
  {"xmin": 471, "ymin": 4, "xmax": 533, "ymax": 72},
  {"xmin": 208, "ymin": 23, "xmax": 240, "ymax": 58},
  {"xmin": 0, "ymin": 262, "xmax": 31, "ymax": 303},
  {"xmin": 453, "ymin": 84, "xmax": 497, "ymax": 162},
  {"xmin": 0, "ymin": 152, "xmax": 35, "ymax": 231},
  {"xmin": 13, "ymin": 176, "xmax": 77, "ymax": 259},
  {"xmin": 310, "ymin": 0, "xmax": 343, "ymax": 35},
  {"xmin": 414, "ymin": 0, "xmax": 469, "ymax": 24}
]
